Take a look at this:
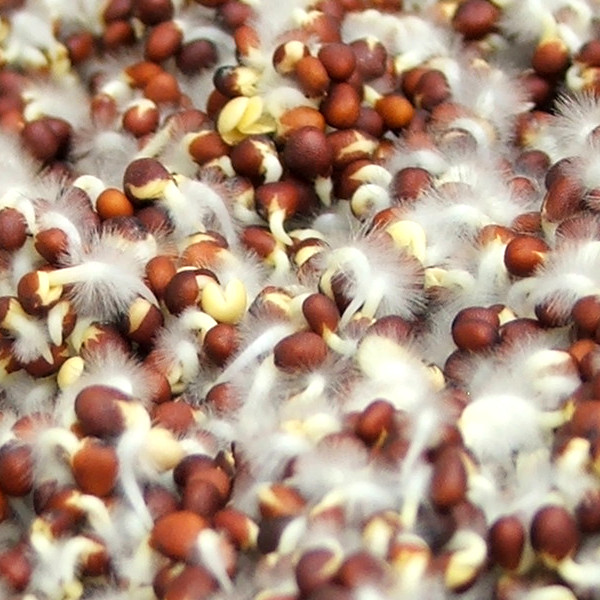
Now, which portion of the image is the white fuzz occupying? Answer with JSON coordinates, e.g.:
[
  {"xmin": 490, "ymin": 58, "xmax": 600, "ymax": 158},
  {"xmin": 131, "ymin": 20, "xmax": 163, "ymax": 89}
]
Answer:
[
  {"xmin": 550, "ymin": 92, "xmax": 600, "ymax": 158},
  {"xmin": 55, "ymin": 227, "xmax": 157, "ymax": 321},
  {"xmin": 507, "ymin": 239, "xmax": 600, "ymax": 319},
  {"xmin": 0, "ymin": 370, "xmax": 56, "ymax": 417},
  {"xmin": 22, "ymin": 74, "xmax": 89, "ymax": 129},
  {"xmin": 317, "ymin": 232, "xmax": 425, "ymax": 326},
  {"xmin": 73, "ymin": 127, "xmax": 139, "ymax": 188}
]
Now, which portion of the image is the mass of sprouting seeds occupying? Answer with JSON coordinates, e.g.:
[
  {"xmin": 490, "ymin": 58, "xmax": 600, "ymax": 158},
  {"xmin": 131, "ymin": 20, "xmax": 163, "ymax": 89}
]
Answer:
[{"xmin": 4, "ymin": 0, "xmax": 600, "ymax": 598}]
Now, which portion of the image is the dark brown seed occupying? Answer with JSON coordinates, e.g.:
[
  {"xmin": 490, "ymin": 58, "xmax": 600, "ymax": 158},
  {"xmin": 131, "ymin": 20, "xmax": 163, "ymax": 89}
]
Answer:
[
  {"xmin": 74, "ymin": 385, "xmax": 128, "ymax": 438},
  {"xmin": 530, "ymin": 505, "xmax": 579, "ymax": 562},
  {"xmin": 430, "ymin": 446, "xmax": 467, "ymax": 510},
  {"xmin": 0, "ymin": 208, "xmax": 27, "ymax": 251},
  {"xmin": 273, "ymin": 331, "xmax": 328, "ymax": 373},
  {"xmin": 488, "ymin": 515, "xmax": 525, "ymax": 570}
]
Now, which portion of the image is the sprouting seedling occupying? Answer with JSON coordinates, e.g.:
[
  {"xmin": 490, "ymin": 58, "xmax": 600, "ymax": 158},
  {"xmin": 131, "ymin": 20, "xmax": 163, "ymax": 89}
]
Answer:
[
  {"xmin": 0, "ymin": 296, "xmax": 53, "ymax": 364},
  {"xmin": 21, "ymin": 228, "xmax": 158, "ymax": 322},
  {"xmin": 318, "ymin": 234, "xmax": 425, "ymax": 329}
]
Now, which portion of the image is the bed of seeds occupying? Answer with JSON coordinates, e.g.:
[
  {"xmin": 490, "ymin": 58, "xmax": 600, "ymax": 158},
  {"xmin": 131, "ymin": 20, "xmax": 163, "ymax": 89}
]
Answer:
[{"xmin": 3, "ymin": 1, "xmax": 600, "ymax": 599}]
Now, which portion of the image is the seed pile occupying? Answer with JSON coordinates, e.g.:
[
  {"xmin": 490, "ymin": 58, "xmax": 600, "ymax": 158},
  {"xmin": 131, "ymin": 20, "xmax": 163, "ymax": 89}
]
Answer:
[{"xmin": 2, "ymin": 0, "xmax": 600, "ymax": 598}]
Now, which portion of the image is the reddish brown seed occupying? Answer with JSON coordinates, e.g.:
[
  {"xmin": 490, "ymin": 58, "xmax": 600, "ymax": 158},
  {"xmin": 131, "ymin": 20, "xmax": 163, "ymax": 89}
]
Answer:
[
  {"xmin": 74, "ymin": 385, "xmax": 128, "ymax": 438},
  {"xmin": 0, "ymin": 208, "xmax": 27, "ymax": 251},
  {"xmin": 122, "ymin": 102, "xmax": 160, "ymax": 137},
  {"xmin": 295, "ymin": 56, "xmax": 330, "ymax": 97},
  {"xmin": 134, "ymin": 0, "xmax": 174, "ymax": 25},
  {"xmin": 452, "ymin": 0, "xmax": 500, "ymax": 40},
  {"xmin": 318, "ymin": 42, "xmax": 357, "ymax": 81},
  {"xmin": 573, "ymin": 296, "xmax": 600, "ymax": 336},
  {"xmin": 414, "ymin": 69, "xmax": 451, "ymax": 111},
  {"xmin": 102, "ymin": 20, "xmax": 135, "ymax": 49},
  {"xmin": 350, "ymin": 38, "xmax": 387, "ymax": 81},
  {"xmin": 0, "ymin": 543, "xmax": 32, "ymax": 592},
  {"xmin": 320, "ymin": 83, "xmax": 361, "ymax": 129},
  {"xmin": 150, "ymin": 510, "xmax": 207, "ymax": 560},
  {"xmin": 152, "ymin": 401, "xmax": 195, "ymax": 435},
  {"xmin": 327, "ymin": 129, "xmax": 378, "ymax": 170},
  {"xmin": 173, "ymin": 454, "xmax": 215, "ymax": 488},
  {"xmin": 355, "ymin": 399, "xmax": 395, "ymax": 446},
  {"xmin": 145, "ymin": 20, "xmax": 183, "ymax": 62},
  {"xmin": 176, "ymin": 39, "xmax": 218, "ymax": 75},
  {"xmin": 576, "ymin": 490, "xmax": 600, "ymax": 533},
  {"xmin": 203, "ymin": 323, "xmax": 238, "ymax": 367},
  {"xmin": 451, "ymin": 307, "xmax": 499, "ymax": 352},
  {"xmin": 96, "ymin": 188, "xmax": 135, "ymax": 219},
  {"xmin": 144, "ymin": 484, "xmax": 179, "ymax": 521},
  {"xmin": 273, "ymin": 331, "xmax": 328, "ymax": 373},
  {"xmin": 530, "ymin": 505, "xmax": 579, "ymax": 562},
  {"xmin": 429, "ymin": 446, "xmax": 468, "ymax": 510},
  {"xmin": 258, "ymin": 483, "xmax": 306, "ymax": 519},
  {"xmin": 375, "ymin": 93, "xmax": 415, "ymax": 130},
  {"xmin": 503, "ymin": 235, "xmax": 549, "ymax": 277},
  {"xmin": 295, "ymin": 548, "xmax": 339, "ymax": 596},
  {"xmin": 188, "ymin": 130, "xmax": 230, "ymax": 166},
  {"xmin": 145, "ymin": 255, "xmax": 177, "ymax": 299},
  {"xmin": 21, "ymin": 119, "xmax": 60, "ymax": 162},
  {"xmin": 302, "ymin": 293, "xmax": 340, "ymax": 335},
  {"xmin": 283, "ymin": 126, "xmax": 332, "ymax": 180},
  {"xmin": 205, "ymin": 383, "xmax": 241, "ymax": 416},
  {"xmin": 488, "ymin": 515, "xmax": 525, "ymax": 571},
  {"xmin": 163, "ymin": 269, "xmax": 214, "ymax": 315},
  {"xmin": 569, "ymin": 401, "xmax": 600, "ymax": 438},
  {"xmin": 542, "ymin": 175, "xmax": 584, "ymax": 223},
  {"xmin": 103, "ymin": 0, "xmax": 132, "ymax": 21},
  {"xmin": 0, "ymin": 442, "xmax": 33, "ymax": 496},
  {"xmin": 391, "ymin": 167, "xmax": 432, "ymax": 202},
  {"xmin": 71, "ymin": 439, "xmax": 119, "ymax": 497},
  {"xmin": 532, "ymin": 39, "xmax": 569, "ymax": 77},
  {"xmin": 161, "ymin": 565, "xmax": 218, "ymax": 600},
  {"xmin": 144, "ymin": 71, "xmax": 181, "ymax": 104},
  {"xmin": 182, "ymin": 478, "xmax": 225, "ymax": 518},
  {"xmin": 336, "ymin": 551, "xmax": 387, "ymax": 588},
  {"xmin": 214, "ymin": 507, "xmax": 257, "ymax": 550}
]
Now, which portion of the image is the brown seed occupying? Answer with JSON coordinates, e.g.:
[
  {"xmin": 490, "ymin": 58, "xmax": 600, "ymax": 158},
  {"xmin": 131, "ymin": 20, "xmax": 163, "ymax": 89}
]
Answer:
[
  {"xmin": 203, "ymin": 323, "xmax": 238, "ymax": 367},
  {"xmin": 336, "ymin": 551, "xmax": 387, "ymax": 588},
  {"xmin": 122, "ymin": 101, "xmax": 160, "ymax": 138},
  {"xmin": 321, "ymin": 83, "xmax": 361, "ymax": 129},
  {"xmin": 295, "ymin": 548, "xmax": 340, "ymax": 596},
  {"xmin": 176, "ymin": 39, "xmax": 218, "ymax": 75},
  {"xmin": 144, "ymin": 483, "xmax": 180, "ymax": 521},
  {"xmin": 318, "ymin": 42, "xmax": 356, "ymax": 81},
  {"xmin": 355, "ymin": 399, "xmax": 395, "ymax": 446},
  {"xmin": 572, "ymin": 296, "xmax": 600, "ymax": 336},
  {"xmin": 452, "ymin": 0, "xmax": 500, "ymax": 40},
  {"xmin": 188, "ymin": 130, "xmax": 230, "ymax": 166},
  {"xmin": 451, "ymin": 307, "xmax": 499, "ymax": 352},
  {"xmin": 272, "ymin": 40, "xmax": 309, "ymax": 75},
  {"xmin": 125, "ymin": 297, "xmax": 164, "ymax": 346},
  {"xmin": 144, "ymin": 71, "xmax": 181, "ymax": 104},
  {"xmin": 295, "ymin": 55, "xmax": 330, "ymax": 97},
  {"xmin": 21, "ymin": 118, "xmax": 60, "ymax": 162},
  {"xmin": 214, "ymin": 507, "xmax": 258, "ymax": 550},
  {"xmin": 302, "ymin": 293, "xmax": 340, "ymax": 335},
  {"xmin": 258, "ymin": 483, "xmax": 306, "ymax": 519},
  {"xmin": 350, "ymin": 38, "xmax": 387, "ymax": 81},
  {"xmin": 163, "ymin": 269, "xmax": 215, "ymax": 315},
  {"xmin": 284, "ymin": 126, "xmax": 332, "ymax": 180},
  {"xmin": 530, "ymin": 505, "xmax": 579, "ymax": 562},
  {"xmin": 503, "ymin": 235, "xmax": 549, "ymax": 277},
  {"xmin": 414, "ymin": 69, "xmax": 451, "ymax": 111},
  {"xmin": 0, "ymin": 208, "xmax": 27, "ymax": 251},
  {"xmin": 488, "ymin": 515, "xmax": 525, "ymax": 571},
  {"xmin": 0, "ymin": 442, "xmax": 32, "ymax": 496},
  {"xmin": 96, "ymin": 188, "xmax": 135, "ymax": 219},
  {"xmin": 152, "ymin": 401, "xmax": 195, "ymax": 435},
  {"xmin": 134, "ymin": 0, "xmax": 174, "ymax": 25},
  {"xmin": 161, "ymin": 564, "xmax": 218, "ymax": 600},
  {"xmin": 74, "ymin": 385, "xmax": 129, "ymax": 438},
  {"xmin": 542, "ymin": 174, "xmax": 584, "ymax": 224},
  {"xmin": 0, "ymin": 543, "xmax": 32, "ymax": 591},
  {"xmin": 182, "ymin": 478, "xmax": 224, "ymax": 518},
  {"xmin": 102, "ymin": 20, "xmax": 135, "ymax": 49},
  {"xmin": 145, "ymin": 20, "xmax": 183, "ymax": 62},
  {"xmin": 273, "ymin": 331, "xmax": 328, "ymax": 373},
  {"xmin": 576, "ymin": 490, "xmax": 600, "ymax": 533},
  {"xmin": 375, "ymin": 93, "xmax": 414, "ymax": 130},
  {"xmin": 391, "ymin": 167, "xmax": 432, "ymax": 202},
  {"xmin": 430, "ymin": 446, "xmax": 467, "ymax": 510},
  {"xmin": 173, "ymin": 454, "xmax": 216, "ymax": 488},
  {"xmin": 532, "ymin": 38, "xmax": 569, "ymax": 77},
  {"xmin": 71, "ymin": 439, "xmax": 119, "ymax": 497},
  {"xmin": 150, "ymin": 510, "xmax": 207, "ymax": 560}
]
